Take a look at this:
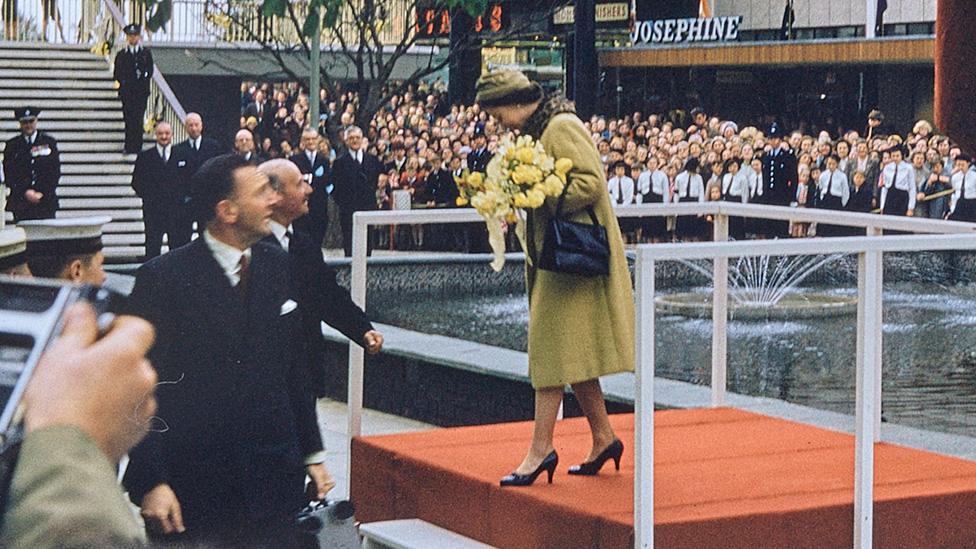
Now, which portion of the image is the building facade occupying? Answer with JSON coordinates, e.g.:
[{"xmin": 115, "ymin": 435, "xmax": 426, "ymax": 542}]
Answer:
[{"xmin": 597, "ymin": 0, "xmax": 937, "ymax": 135}]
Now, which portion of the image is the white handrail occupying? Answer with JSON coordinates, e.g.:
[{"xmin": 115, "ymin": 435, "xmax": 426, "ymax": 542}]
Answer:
[{"xmin": 345, "ymin": 204, "xmax": 976, "ymax": 549}]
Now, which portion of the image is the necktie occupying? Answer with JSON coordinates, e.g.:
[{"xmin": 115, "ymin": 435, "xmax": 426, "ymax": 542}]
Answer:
[
  {"xmin": 892, "ymin": 164, "xmax": 899, "ymax": 189},
  {"xmin": 356, "ymin": 152, "xmax": 362, "ymax": 164},
  {"xmin": 193, "ymin": 139, "xmax": 198, "ymax": 152},
  {"xmin": 283, "ymin": 229, "xmax": 293, "ymax": 252},
  {"xmin": 236, "ymin": 254, "xmax": 250, "ymax": 299},
  {"xmin": 826, "ymin": 172, "xmax": 833, "ymax": 198}
]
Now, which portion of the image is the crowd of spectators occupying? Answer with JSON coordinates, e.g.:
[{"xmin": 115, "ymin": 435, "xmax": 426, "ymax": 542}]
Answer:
[{"xmin": 239, "ymin": 80, "xmax": 973, "ymax": 250}]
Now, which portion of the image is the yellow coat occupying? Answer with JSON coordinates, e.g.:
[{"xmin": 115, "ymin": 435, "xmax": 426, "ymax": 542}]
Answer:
[{"xmin": 525, "ymin": 111, "xmax": 635, "ymax": 389}]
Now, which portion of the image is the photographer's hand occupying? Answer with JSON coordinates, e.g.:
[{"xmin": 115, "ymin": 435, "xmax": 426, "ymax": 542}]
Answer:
[
  {"xmin": 141, "ymin": 483, "xmax": 185, "ymax": 534},
  {"xmin": 22, "ymin": 303, "xmax": 157, "ymax": 463}
]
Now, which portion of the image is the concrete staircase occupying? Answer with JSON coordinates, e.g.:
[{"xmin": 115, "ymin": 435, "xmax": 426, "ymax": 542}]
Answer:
[{"xmin": 0, "ymin": 41, "xmax": 145, "ymax": 263}]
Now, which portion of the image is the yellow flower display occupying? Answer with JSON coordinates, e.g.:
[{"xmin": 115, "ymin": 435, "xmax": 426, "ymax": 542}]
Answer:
[{"xmin": 453, "ymin": 134, "xmax": 574, "ymax": 271}]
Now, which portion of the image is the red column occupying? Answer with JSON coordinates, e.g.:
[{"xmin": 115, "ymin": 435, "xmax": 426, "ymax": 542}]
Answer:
[{"xmin": 935, "ymin": 0, "xmax": 976, "ymax": 153}]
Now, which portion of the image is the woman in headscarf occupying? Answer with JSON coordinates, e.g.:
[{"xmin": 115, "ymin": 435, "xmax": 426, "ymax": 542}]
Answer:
[{"xmin": 476, "ymin": 70, "xmax": 634, "ymax": 487}]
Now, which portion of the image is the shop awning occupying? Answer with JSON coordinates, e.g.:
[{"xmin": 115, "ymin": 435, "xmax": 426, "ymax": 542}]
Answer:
[{"xmin": 600, "ymin": 36, "xmax": 933, "ymax": 68}]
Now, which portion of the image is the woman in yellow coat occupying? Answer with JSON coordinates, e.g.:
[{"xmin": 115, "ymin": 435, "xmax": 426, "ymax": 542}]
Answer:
[{"xmin": 476, "ymin": 70, "xmax": 635, "ymax": 486}]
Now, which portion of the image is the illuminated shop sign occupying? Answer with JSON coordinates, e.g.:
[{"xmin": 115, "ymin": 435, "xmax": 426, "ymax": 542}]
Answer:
[{"xmin": 630, "ymin": 16, "xmax": 743, "ymax": 45}]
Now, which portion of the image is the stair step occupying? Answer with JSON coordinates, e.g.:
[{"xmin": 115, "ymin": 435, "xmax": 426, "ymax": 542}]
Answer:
[
  {"xmin": 104, "ymin": 221, "xmax": 145, "ymax": 233},
  {"xmin": 0, "ymin": 120, "xmax": 124, "ymax": 131},
  {"xmin": 103, "ymin": 246, "xmax": 145, "ymax": 258},
  {"xmin": 0, "ymin": 89, "xmax": 119, "ymax": 99},
  {"xmin": 0, "ymin": 99, "xmax": 121, "ymax": 111},
  {"xmin": 0, "ymin": 41, "xmax": 92, "ymax": 51},
  {"xmin": 0, "ymin": 110, "xmax": 124, "ymax": 121},
  {"xmin": 0, "ymin": 68, "xmax": 112, "ymax": 80},
  {"xmin": 40, "ymin": 131, "xmax": 126, "ymax": 141},
  {"xmin": 0, "ymin": 59, "xmax": 108, "ymax": 70},
  {"xmin": 0, "ymin": 79, "xmax": 115, "ymax": 90},
  {"xmin": 60, "ymin": 152, "xmax": 133, "ymax": 163},
  {"xmin": 61, "ymin": 164, "xmax": 133, "ymax": 175},
  {"xmin": 103, "ymin": 233, "xmax": 145, "ymax": 245},
  {"xmin": 58, "ymin": 209, "xmax": 143, "ymax": 220},
  {"xmin": 55, "ymin": 142, "xmax": 125, "ymax": 152},
  {"xmin": 60, "ymin": 197, "xmax": 142, "ymax": 208},
  {"xmin": 58, "ymin": 186, "xmax": 135, "ymax": 197},
  {"xmin": 61, "ymin": 175, "xmax": 133, "ymax": 185}
]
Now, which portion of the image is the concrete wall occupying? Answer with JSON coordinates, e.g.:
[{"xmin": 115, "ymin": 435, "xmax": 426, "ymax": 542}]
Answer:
[{"xmin": 712, "ymin": 0, "xmax": 936, "ymax": 30}]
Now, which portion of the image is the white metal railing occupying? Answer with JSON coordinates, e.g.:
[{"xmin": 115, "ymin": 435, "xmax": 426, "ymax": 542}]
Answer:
[{"xmin": 344, "ymin": 203, "xmax": 976, "ymax": 549}]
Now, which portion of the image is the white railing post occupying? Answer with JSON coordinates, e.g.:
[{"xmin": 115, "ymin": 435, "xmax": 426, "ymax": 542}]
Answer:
[
  {"xmin": 711, "ymin": 213, "xmax": 729, "ymax": 407},
  {"xmin": 854, "ymin": 250, "xmax": 881, "ymax": 549},
  {"xmin": 867, "ymin": 226, "xmax": 883, "ymax": 441},
  {"xmin": 345, "ymin": 213, "xmax": 369, "ymax": 499},
  {"xmin": 634, "ymin": 249, "xmax": 655, "ymax": 549}
]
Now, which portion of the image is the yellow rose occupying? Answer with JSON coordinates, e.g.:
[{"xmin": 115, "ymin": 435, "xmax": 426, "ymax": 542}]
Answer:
[
  {"xmin": 526, "ymin": 189, "xmax": 546, "ymax": 209},
  {"xmin": 516, "ymin": 147, "xmax": 535, "ymax": 164},
  {"xmin": 467, "ymin": 171, "xmax": 484, "ymax": 187},
  {"xmin": 505, "ymin": 212, "xmax": 518, "ymax": 224},
  {"xmin": 544, "ymin": 174, "xmax": 564, "ymax": 195},
  {"xmin": 513, "ymin": 192, "xmax": 530, "ymax": 209},
  {"xmin": 504, "ymin": 147, "xmax": 517, "ymax": 161},
  {"xmin": 554, "ymin": 158, "xmax": 573, "ymax": 175},
  {"xmin": 456, "ymin": 196, "xmax": 468, "ymax": 206}
]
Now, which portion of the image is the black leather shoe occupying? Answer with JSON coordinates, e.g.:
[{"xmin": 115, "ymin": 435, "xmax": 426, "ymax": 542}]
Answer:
[
  {"xmin": 567, "ymin": 439, "xmax": 624, "ymax": 476},
  {"xmin": 500, "ymin": 451, "xmax": 558, "ymax": 487}
]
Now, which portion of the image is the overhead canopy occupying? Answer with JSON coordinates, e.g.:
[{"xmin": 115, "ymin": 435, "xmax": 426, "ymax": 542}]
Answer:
[{"xmin": 601, "ymin": 37, "xmax": 934, "ymax": 69}]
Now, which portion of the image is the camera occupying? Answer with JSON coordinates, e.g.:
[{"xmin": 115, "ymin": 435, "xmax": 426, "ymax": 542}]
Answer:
[
  {"xmin": 0, "ymin": 276, "xmax": 121, "ymax": 445},
  {"xmin": 294, "ymin": 499, "xmax": 360, "ymax": 549}
]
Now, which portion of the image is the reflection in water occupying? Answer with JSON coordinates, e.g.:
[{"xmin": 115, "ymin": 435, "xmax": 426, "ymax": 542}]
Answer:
[{"xmin": 370, "ymin": 283, "xmax": 976, "ymax": 437}]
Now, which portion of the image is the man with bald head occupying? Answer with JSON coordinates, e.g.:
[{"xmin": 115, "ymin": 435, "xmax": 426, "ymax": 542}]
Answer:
[
  {"xmin": 331, "ymin": 126, "xmax": 383, "ymax": 256},
  {"xmin": 259, "ymin": 159, "xmax": 382, "ymax": 397},
  {"xmin": 132, "ymin": 121, "xmax": 183, "ymax": 259},
  {"xmin": 170, "ymin": 113, "xmax": 224, "ymax": 246},
  {"xmin": 233, "ymin": 129, "xmax": 263, "ymax": 165}
]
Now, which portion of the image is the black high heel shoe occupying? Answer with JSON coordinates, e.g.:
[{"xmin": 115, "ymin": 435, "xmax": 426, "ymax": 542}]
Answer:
[
  {"xmin": 499, "ymin": 451, "xmax": 559, "ymax": 487},
  {"xmin": 567, "ymin": 439, "xmax": 624, "ymax": 476}
]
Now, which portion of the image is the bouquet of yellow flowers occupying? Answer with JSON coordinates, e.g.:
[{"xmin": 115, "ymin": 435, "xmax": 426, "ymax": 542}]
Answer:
[{"xmin": 455, "ymin": 135, "xmax": 573, "ymax": 271}]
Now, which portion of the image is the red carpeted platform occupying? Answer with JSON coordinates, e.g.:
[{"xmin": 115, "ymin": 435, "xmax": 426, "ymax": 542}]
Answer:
[{"xmin": 351, "ymin": 408, "xmax": 976, "ymax": 548}]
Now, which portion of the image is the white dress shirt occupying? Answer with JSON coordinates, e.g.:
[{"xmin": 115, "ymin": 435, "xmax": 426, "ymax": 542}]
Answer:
[
  {"xmin": 269, "ymin": 220, "xmax": 293, "ymax": 252},
  {"xmin": 157, "ymin": 144, "xmax": 170, "ymax": 163},
  {"xmin": 674, "ymin": 171, "xmax": 705, "ymax": 202},
  {"xmin": 608, "ymin": 175, "xmax": 635, "ymax": 206},
  {"xmin": 818, "ymin": 169, "xmax": 850, "ymax": 207},
  {"xmin": 950, "ymin": 168, "xmax": 976, "ymax": 214},
  {"xmin": 202, "ymin": 230, "xmax": 250, "ymax": 287},
  {"xmin": 880, "ymin": 160, "xmax": 917, "ymax": 211},
  {"xmin": 722, "ymin": 172, "xmax": 750, "ymax": 203}
]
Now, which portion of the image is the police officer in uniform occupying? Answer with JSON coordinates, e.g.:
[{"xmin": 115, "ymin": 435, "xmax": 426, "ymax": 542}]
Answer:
[
  {"xmin": 113, "ymin": 24, "xmax": 154, "ymax": 154},
  {"xmin": 3, "ymin": 107, "xmax": 60, "ymax": 221},
  {"xmin": 0, "ymin": 227, "xmax": 29, "ymax": 276},
  {"xmin": 759, "ymin": 123, "xmax": 797, "ymax": 237},
  {"xmin": 948, "ymin": 154, "xmax": 976, "ymax": 222}
]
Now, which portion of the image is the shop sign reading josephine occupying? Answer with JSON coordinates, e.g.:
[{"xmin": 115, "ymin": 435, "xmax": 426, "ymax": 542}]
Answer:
[{"xmin": 630, "ymin": 15, "xmax": 743, "ymax": 45}]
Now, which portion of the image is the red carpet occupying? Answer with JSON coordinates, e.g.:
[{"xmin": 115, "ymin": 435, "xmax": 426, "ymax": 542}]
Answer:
[{"xmin": 351, "ymin": 408, "xmax": 976, "ymax": 548}]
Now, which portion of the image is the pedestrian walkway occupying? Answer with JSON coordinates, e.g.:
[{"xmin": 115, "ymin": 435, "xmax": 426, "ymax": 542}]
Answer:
[{"xmin": 315, "ymin": 398, "xmax": 432, "ymax": 498}]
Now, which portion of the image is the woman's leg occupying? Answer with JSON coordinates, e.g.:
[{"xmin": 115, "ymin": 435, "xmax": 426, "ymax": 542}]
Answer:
[
  {"xmin": 571, "ymin": 379, "xmax": 617, "ymax": 462},
  {"xmin": 513, "ymin": 387, "xmax": 563, "ymax": 475}
]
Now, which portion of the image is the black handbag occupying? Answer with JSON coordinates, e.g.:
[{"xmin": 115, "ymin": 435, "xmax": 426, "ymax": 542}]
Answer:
[{"xmin": 538, "ymin": 179, "xmax": 611, "ymax": 277}]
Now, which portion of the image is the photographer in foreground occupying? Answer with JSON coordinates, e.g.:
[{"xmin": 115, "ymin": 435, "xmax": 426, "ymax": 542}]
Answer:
[{"xmin": 0, "ymin": 303, "xmax": 157, "ymax": 547}]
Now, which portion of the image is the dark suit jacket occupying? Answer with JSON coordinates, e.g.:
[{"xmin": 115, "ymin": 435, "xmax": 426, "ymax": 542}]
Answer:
[
  {"xmin": 113, "ymin": 47, "xmax": 154, "ymax": 101},
  {"xmin": 289, "ymin": 150, "xmax": 331, "ymax": 206},
  {"xmin": 263, "ymin": 229, "xmax": 373, "ymax": 396},
  {"xmin": 123, "ymin": 239, "xmax": 322, "ymax": 525},
  {"xmin": 467, "ymin": 147, "xmax": 491, "ymax": 173},
  {"xmin": 430, "ymin": 167, "xmax": 460, "ymax": 206},
  {"xmin": 171, "ymin": 137, "xmax": 223, "ymax": 201},
  {"xmin": 131, "ymin": 145, "xmax": 180, "ymax": 216},
  {"xmin": 2, "ymin": 132, "xmax": 60, "ymax": 217},
  {"xmin": 330, "ymin": 151, "xmax": 383, "ymax": 213}
]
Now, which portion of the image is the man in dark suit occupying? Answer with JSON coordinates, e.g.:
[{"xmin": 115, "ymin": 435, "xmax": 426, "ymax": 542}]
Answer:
[
  {"xmin": 466, "ymin": 131, "xmax": 491, "ymax": 173},
  {"xmin": 385, "ymin": 141, "xmax": 408, "ymax": 175},
  {"xmin": 123, "ymin": 154, "xmax": 332, "ymax": 545},
  {"xmin": 170, "ymin": 113, "xmax": 223, "ymax": 247},
  {"xmin": 233, "ymin": 129, "xmax": 264, "ymax": 165},
  {"xmin": 259, "ymin": 159, "xmax": 383, "ymax": 397},
  {"xmin": 113, "ymin": 24, "xmax": 154, "ymax": 154},
  {"xmin": 758, "ymin": 123, "xmax": 798, "ymax": 237},
  {"xmin": 289, "ymin": 129, "xmax": 331, "ymax": 247},
  {"xmin": 243, "ymin": 89, "xmax": 272, "ymax": 141},
  {"xmin": 330, "ymin": 126, "xmax": 383, "ymax": 256},
  {"xmin": 132, "ymin": 121, "xmax": 181, "ymax": 259},
  {"xmin": 3, "ymin": 107, "xmax": 60, "ymax": 221}
]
